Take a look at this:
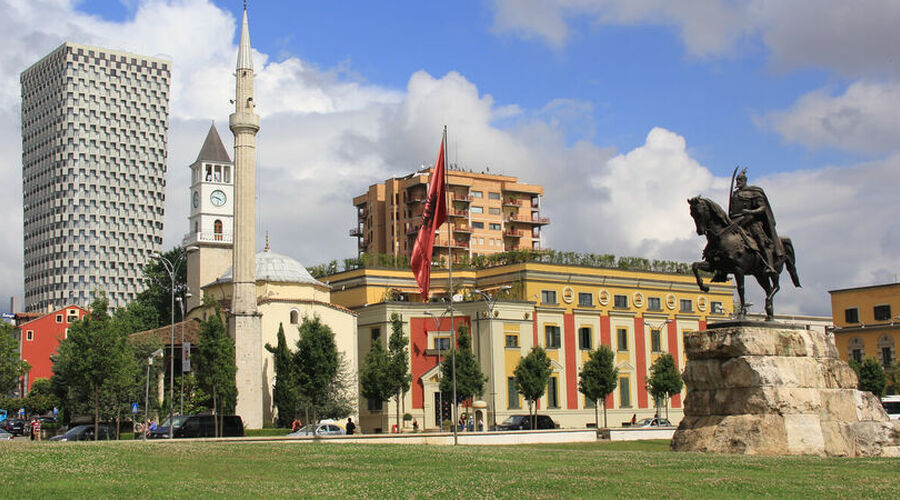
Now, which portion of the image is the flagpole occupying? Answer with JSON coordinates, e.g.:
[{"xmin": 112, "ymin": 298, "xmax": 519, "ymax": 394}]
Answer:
[{"xmin": 444, "ymin": 125, "xmax": 459, "ymax": 446}]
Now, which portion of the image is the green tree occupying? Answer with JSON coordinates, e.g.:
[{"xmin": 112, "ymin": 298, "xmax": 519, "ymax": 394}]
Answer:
[
  {"xmin": 578, "ymin": 345, "xmax": 618, "ymax": 429},
  {"xmin": 24, "ymin": 378, "xmax": 57, "ymax": 415},
  {"xmin": 388, "ymin": 314, "xmax": 412, "ymax": 433},
  {"xmin": 514, "ymin": 346, "xmax": 552, "ymax": 430},
  {"xmin": 195, "ymin": 309, "xmax": 237, "ymax": 437},
  {"xmin": 0, "ymin": 322, "xmax": 29, "ymax": 395},
  {"xmin": 359, "ymin": 339, "xmax": 393, "ymax": 423},
  {"xmin": 438, "ymin": 325, "xmax": 487, "ymax": 430},
  {"xmin": 134, "ymin": 246, "xmax": 189, "ymax": 330},
  {"xmin": 53, "ymin": 295, "xmax": 138, "ymax": 440},
  {"xmin": 885, "ymin": 361, "xmax": 899, "ymax": 395},
  {"xmin": 317, "ymin": 352, "xmax": 356, "ymax": 420},
  {"xmin": 111, "ymin": 300, "xmax": 160, "ymax": 335},
  {"xmin": 646, "ymin": 353, "xmax": 683, "ymax": 420},
  {"xmin": 265, "ymin": 323, "xmax": 298, "ymax": 428},
  {"xmin": 851, "ymin": 357, "xmax": 887, "ymax": 397},
  {"xmin": 293, "ymin": 315, "xmax": 339, "ymax": 436}
]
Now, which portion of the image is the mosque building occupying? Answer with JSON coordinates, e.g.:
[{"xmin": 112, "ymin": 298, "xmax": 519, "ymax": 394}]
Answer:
[{"xmin": 180, "ymin": 6, "xmax": 357, "ymax": 429}]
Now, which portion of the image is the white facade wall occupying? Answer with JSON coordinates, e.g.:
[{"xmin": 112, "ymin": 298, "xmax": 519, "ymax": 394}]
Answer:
[{"xmin": 20, "ymin": 42, "xmax": 170, "ymax": 311}]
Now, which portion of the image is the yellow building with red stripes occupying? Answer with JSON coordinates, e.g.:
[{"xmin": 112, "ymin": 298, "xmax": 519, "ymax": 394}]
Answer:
[{"xmin": 325, "ymin": 262, "xmax": 734, "ymax": 432}]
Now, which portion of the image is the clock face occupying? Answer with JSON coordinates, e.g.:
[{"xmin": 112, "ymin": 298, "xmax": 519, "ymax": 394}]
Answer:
[
  {"xmin": 211, "ymin": 190, "xmax": 226, "ymax": 207},
  {"xmin": 192, "ymin": 191, "xmax": 199, "ymax": 208}
]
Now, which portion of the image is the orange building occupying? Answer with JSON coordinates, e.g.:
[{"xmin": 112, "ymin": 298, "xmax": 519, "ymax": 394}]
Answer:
[
  {"xmin": 351, "ymin": 168, "xmax": 546, "ymax": 261},
  {"xmin": 829, "ymin": 282, "xmax": 899, "ymax": 368},
  {"xmin": 17, "ymin": 305, "xmax": 87, "ymax": 393}
]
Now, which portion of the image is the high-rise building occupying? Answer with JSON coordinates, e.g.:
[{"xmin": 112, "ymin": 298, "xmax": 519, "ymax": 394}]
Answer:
[
  {"xmin": 352, "ymin": 169, "xmax": 547, "ymax": 262},
  {"xmin": 20, "ymin": 42, "xmax": 170, "ymax": 311}
]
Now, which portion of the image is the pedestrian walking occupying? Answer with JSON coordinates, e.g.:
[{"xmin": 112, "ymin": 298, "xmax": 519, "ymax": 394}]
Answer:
[{"xmin": 346, "ymin": 417, "xmax": 356, "ymax": 435}]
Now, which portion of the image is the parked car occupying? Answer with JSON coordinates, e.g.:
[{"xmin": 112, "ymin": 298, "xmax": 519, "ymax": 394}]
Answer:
[
  {"xmin": 634, "ymin": 417, "xmax": 672, "ymax": 428},
  {"xmin": 882, "ymin": 395, "xmax": 900, "ymax": 420},
  {"xmin": 1, "ymin": 419, "xmax": 26, "ymax": 436},
  {"xmin": 492, "ymin": 414, "xmax": 556, "ymax": 431},
  {"xmin": 146, "ymin": 415, "xmax": 244, "ymax": 439},
  {"xmin": 0, "ymin": 429, "xmax": 14, "ymax": 441},
  {"xmin": 48, "ymin": 424, "xmax": 114, "ymax": 442},
  {"xmin": 287, "ymin": 421, "xmax": 346, "ymax": 437}
]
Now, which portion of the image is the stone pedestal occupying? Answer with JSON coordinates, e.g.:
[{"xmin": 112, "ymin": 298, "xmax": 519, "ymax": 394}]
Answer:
[{"xmin": 671, "ymin": 322, "xmax": 900, "ymax": 456}]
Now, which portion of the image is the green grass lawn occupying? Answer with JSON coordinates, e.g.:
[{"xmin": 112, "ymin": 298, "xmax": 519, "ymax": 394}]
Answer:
[{"xmin": 0, "ymin": 439, "xmax": 895, "ymax": 498}]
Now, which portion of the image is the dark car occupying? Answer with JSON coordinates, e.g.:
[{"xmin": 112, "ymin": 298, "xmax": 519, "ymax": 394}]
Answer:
[
  {"xmin": 48, "ymin": 424, "xmax": 114, "ymax": 442},
  {"xmin": 146, "ymin": 414, "xmax": 244, "ymax": 439},
  {"xmin": 1, "ymin": 419, "xmax": 26, "ymax": 436},
  {"xmin": 493, "ymin": 414, "xmax": 556, "ymax": 431}
]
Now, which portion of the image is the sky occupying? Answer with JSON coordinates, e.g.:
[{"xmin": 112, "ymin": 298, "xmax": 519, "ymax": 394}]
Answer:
[{"xmin": 3, "ymin": 0, "xmax": 900, "ymax": 317}]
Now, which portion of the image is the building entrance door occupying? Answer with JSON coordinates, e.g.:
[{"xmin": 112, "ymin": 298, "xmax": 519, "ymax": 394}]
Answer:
[{"xmin": 434, "ymin": 392, "xmax": 452, "ymax": 429}]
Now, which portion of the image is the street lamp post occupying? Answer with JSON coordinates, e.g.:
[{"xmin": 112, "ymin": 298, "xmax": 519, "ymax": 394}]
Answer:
[
  {"xmin": 472, "ymin": 286, "xmax": 511, "ymax": 430},
  {"xmin": 153, "ymin": 246, "xmax": 197, "ymax": 439},
  {"xmin": 176, "ymin": 292, "xmax": 191, "ymax": 417},
  {"xmin": 425, "ymin": 307, "xmax": 452, "ymax": 430},
  {"xmin": 144, "ymin": 349, "xmax": 164, "ymax": 441}
]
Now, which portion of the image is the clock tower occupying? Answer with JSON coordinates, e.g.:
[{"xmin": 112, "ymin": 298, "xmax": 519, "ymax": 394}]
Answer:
[{"xmin": 183, "ymin": 123, "xmax": 234, "ymax": 312}]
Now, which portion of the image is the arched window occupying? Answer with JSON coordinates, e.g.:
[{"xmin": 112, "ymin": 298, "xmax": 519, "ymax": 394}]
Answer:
[
  {"xmin": 214, "ymin": 219, "xmax": 222, "ymax": 240},
  {"xmin": 290, "ymin": 309, "xmax": 299, "ymax": 325}
]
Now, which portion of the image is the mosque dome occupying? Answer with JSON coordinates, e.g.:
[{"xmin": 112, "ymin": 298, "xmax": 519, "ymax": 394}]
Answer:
[{"xmin": 215, "ymin": 251, "xmax": 328, "ymax": 288}]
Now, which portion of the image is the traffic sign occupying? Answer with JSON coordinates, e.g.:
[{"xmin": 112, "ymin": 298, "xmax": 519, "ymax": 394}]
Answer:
[{"xmin": 131, "ymin": 402, "xmax": 139, "ymax": 414}]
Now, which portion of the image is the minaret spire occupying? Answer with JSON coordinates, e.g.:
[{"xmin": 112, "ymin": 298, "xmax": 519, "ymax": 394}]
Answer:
[{"xmin": 236, "ymin": 4, "xmax": 253, "ymax": 72}]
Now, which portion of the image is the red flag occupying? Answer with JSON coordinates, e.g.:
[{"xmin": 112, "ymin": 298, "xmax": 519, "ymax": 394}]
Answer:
[{"xmin": 410, "ymin": 134, "xmax": 447, "ymax": 300}]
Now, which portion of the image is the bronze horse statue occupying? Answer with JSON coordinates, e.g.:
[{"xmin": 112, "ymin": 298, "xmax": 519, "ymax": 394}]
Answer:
[{"xmin": 688, "ymin": 196, "xmax": 800, "ymax": 320}]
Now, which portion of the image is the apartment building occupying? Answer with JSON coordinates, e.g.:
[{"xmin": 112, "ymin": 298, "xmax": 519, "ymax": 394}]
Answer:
[
  {"xmin": 20, "ymin": 43, "xmax": 170, "ymax": 311},
  {"xmin": 351, "ymin": 168, "xmax": 547, "ymax": 262}
]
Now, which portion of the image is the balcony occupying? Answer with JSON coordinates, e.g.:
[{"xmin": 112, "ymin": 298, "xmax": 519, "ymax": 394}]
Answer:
[
  {"xmin": 506, "ymin": 214, "xmax": 549, "ymax": 225},
  {"xmin": 451, "ymin": 194, "xmax": 472, "ymax": 203},
  {"xmin": 183, "ymin": 231, "xmax": 233, "ymax": 244},
  {"xmin": 434, "ymin": 239, "xmax": 470, "ymax": 249},
  {"xmin": 407, "ymin": 224, "xmax": 421, "ymax": 235},
  {"xmin": 453, "ymin": 225, "xmax": 472, "ymax": 234},
  {"xmin": 448, "ymin": 209, "xmax": 469, "ymax": 218},
  {"xmin": 503, "ymin": 229, "xmax": 523, "ymax": 238},
  {"xmin": 503, "ymin": 198, "xmax": 524, "ymax": 207},
  {"xmin": 349, "ymin": 227, "xmax": 362, "ymax": 237},
  {"xmin": 407, "ymin": 196, "xmax": 426, "ymax": 204}
]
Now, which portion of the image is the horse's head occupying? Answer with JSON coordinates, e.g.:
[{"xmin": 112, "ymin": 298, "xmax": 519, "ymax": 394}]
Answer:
[
  {"xmin": 687, "ymin": 196, "xmax": 707, "ymax": 235},
  {"xmin": 688, "ymin": 196, "xmax": 729, "ymax": 236}
]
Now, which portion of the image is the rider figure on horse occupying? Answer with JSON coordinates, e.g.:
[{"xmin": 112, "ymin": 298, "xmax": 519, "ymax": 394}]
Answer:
[{"xmin": 728, "ymin": 169, "xmax": 784, "ymax": 277}]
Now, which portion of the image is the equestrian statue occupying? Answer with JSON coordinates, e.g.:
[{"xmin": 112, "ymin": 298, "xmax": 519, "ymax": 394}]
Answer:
[{"xmin": 688, "ymin": 168, "xmax": 800, "ymax": 321}]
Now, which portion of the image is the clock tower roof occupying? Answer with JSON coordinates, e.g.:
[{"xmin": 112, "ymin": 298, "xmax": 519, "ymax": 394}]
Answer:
[{"xmin": 196, "ymin": 123, "xmax": 232, "ymax": 164}]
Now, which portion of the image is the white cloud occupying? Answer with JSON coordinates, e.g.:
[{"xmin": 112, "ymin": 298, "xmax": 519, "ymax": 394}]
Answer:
[
  {"xmin": 760, "ymin": 81, "xmax": 900, "ymax": 154},
  {"xmin": 490, "ymin": 0, "xmax": 900, "ymax": 77}
]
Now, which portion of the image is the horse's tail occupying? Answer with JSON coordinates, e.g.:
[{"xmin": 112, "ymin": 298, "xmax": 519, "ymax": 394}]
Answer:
[{"xmin": 781, "ymin": 237, "xmax": 801, "ymax": 288}]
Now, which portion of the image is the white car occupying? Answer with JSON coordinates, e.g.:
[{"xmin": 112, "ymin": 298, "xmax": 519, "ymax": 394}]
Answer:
[
  {"xmin": 287, "ymin": 422, "xmax": 346, "ymax": 437},
  {"xmin": 882, "ymin": 396, "xmax": 900, "ymax": 420},
  {"xmin": 0, "ymin": 429, "xmax": 14, "ymax": 440}
]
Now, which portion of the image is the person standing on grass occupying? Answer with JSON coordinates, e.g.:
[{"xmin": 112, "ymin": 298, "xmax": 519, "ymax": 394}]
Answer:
[
  {"xmin": 346, "ymin": 417, "xmax": 356, "ymax": 435},
  {"xmin": 291, "ymin": 418, "xmax": 301, "ymax": 432}
]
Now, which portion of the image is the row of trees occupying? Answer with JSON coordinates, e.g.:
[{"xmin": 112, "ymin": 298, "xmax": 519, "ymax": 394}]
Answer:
[
  {"xmin": 355, "ymin": 316, "xmax": 684, "ymax": 432},
  {"xmin": 308, "ymin": 249, "xmax": 702, "ymax": 278},
  {"xmin": 266, "ymin": 317, "xmax": 356, "ymax": 430}
]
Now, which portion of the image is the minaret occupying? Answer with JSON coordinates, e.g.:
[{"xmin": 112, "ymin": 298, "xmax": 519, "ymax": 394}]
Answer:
[{"xmin": 229, "ymin": 4, "xmax": 263, "ymax": 429}]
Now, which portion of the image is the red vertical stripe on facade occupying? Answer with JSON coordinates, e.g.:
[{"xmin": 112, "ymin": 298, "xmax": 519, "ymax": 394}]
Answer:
[
  {"xmin": 563, "ymin": 313, "xmax": 577, "ymax": 409},
  {"xmin": 667, "ymin": 320, "xmax": 682, "ymax": 408},
  {"xmin": 634, "ymin": 317, "xmax": 648, "ymax": 408},
  {"xmin": 600, "ymin": 315, "xmax": 613, "ymax": 409},
  {"xmin": 409, "ymin": 317, "xmax": 430, "ymax": 409}
]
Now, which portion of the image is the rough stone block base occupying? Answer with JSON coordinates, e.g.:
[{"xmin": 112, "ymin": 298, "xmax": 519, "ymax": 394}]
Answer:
[{"xmin": 671, "ymin": 323, "xmax": 900, "ymax": 456}]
